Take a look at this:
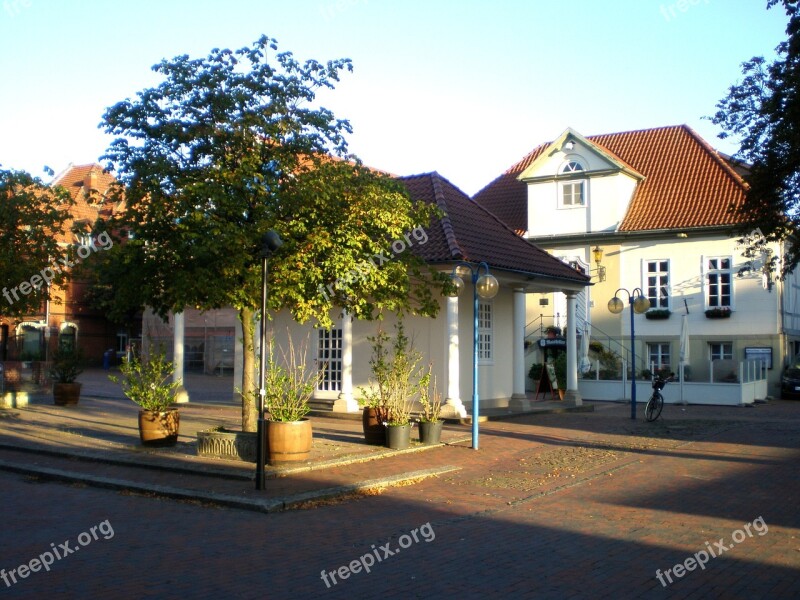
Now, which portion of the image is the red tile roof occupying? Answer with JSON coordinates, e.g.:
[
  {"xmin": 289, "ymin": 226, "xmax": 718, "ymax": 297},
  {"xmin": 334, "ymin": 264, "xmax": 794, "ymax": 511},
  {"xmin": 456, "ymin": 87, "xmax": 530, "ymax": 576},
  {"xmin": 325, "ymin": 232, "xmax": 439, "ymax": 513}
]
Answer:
[
  {"xmin": 50, "ymin": 163, "xmax": 121, "ymax": 243},
  {"xmin": 399, "ymin": 172, "xmax": 589, "ymax": 284},
  {"xmin": 473, "ymin": 125, "xmax": 748, "ymax": 234}
]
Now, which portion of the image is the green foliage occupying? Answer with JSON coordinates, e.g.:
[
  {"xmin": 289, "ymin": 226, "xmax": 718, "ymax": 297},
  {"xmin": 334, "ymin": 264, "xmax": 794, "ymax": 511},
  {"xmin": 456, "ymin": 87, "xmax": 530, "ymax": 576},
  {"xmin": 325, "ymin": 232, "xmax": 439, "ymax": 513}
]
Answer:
[
  {"xmin": 0, "ymin": 167, "xmax": 73, "ymax": 318},
  {"xmin": 418, "ymin": 366, "xmax": 441, "ymax": 423},
  {"xmin": 109, "ymin": 350, "xmax": 181, "ymax": 412},
  {"xmin": 711, "ymin": 1, "xmax": 800, "ymax": 275},
  {"xmin": 554, "ymin": 353, "xmax": 567, "ymax": 389},
  {"xmin": 528, "ymin": 363, "xmax": 544, "ymax": 382},
  {"xmin": 261, "ymin": 333, "xmax": 321, "ymax": 422},
  {"xmin": 359, "ymin": 321, "xmax": 426, "ymax": 426},
  {"xmin": 49, "ymin": 347, "xmax": 84, "ymax": 383}
]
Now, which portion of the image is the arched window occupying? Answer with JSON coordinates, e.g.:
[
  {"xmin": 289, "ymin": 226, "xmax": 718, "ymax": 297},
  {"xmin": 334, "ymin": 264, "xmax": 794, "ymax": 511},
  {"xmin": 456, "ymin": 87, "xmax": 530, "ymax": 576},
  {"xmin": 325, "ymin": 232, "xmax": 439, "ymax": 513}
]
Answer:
[
  {"xmin": 561, "ymin": 161, "xmax": 584, "ymax": 173},
  {"xmin": 559, "ymin": 160, "xmax": 586, "ymax": 207}
]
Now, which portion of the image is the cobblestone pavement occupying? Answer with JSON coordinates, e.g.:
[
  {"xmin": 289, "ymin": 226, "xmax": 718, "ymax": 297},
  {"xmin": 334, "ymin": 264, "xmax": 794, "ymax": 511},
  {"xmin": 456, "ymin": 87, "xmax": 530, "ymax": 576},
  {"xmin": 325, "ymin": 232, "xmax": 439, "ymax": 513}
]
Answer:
[{"xmin": 0, "ymin": 396, "xmax": 799, "ymax": 599}]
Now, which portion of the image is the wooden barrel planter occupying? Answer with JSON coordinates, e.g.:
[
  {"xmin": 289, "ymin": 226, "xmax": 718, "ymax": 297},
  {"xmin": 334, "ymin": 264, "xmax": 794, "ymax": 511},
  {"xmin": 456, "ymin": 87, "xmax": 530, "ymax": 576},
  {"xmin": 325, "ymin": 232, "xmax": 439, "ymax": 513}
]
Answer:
[
  {"xmin": 138, "ymin": 408, "xmax": 180, "ymax": 446},
  {"xmin": 53, "ymin": 382, "xmax": 82, "ymax": 406},
  {"xmin": 266, "ymin": 419, "xmax": 312, "ymax": 465}
]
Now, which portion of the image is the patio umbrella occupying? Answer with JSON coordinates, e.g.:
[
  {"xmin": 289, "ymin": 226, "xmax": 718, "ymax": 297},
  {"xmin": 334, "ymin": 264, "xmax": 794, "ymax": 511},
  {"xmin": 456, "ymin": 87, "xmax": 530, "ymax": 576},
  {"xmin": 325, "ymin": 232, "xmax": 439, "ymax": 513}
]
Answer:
[
  {"xmin": 679, "ymin": 313, "xmax": 690, "ymax": 404},
  {"xmin": 579, "ymin": 322, "xmax": 591, "ymax": 375}
]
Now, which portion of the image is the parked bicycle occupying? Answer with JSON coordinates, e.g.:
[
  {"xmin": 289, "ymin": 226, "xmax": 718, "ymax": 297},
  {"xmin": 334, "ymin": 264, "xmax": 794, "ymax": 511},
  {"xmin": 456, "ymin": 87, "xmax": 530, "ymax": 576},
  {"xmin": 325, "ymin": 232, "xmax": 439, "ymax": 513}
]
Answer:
[{"xmin": 645, "ymin": 374, "xmax": 674, "ymax": 422}]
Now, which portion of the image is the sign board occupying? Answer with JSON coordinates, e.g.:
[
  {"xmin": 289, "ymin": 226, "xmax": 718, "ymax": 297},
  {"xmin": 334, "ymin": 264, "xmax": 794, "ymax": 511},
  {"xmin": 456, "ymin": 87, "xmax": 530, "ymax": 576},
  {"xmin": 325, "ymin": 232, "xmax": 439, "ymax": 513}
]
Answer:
[
  {"xmin": 545, "ymin": 363, "xmax": 559, "ymax": 390},
  {"xmin": 535, "ymin": 363, "xmax": 560, "ymax": 401},
  {"xmin": 744, "ymin": 347, "xmax": 772, "ymax": 369}
]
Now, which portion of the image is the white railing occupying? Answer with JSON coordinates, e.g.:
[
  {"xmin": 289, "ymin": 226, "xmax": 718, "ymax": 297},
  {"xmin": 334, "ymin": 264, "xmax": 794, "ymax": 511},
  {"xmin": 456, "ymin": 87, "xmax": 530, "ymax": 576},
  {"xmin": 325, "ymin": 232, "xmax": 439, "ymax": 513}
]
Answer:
[{"xmin": 578, "ymin": 360, "xmax": 768, "ymax": 406}]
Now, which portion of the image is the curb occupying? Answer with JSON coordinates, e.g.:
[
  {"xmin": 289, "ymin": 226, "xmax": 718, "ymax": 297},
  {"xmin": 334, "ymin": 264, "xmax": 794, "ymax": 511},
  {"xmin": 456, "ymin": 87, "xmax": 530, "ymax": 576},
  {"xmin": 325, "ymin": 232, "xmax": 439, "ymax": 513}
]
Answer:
[{"xmin": 0, "ymin": 459, "xmax": 460, "ymax": 514}]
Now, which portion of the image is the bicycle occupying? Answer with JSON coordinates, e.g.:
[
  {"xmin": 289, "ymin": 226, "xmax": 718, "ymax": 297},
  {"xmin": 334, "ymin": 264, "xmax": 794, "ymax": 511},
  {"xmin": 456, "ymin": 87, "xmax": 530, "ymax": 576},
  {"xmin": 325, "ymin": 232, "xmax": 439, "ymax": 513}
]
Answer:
[{"xmin": 645, "ymin": 374, "xmax": 672, "ymax": 422}]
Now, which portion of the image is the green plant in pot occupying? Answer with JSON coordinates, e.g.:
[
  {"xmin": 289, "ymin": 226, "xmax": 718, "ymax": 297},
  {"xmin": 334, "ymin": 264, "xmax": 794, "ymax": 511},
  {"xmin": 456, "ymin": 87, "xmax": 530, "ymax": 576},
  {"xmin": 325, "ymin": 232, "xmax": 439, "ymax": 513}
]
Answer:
[
  {"xmin": 50, "ymin": 347, "xmax": 84, "ymax": 406},
  {"xmin": 109, "ymin": 349, "xmax": 182, "ymax": 446},
  {"xmin": 418, "ymin": 368, "xmax": 443, "ymax": 445},
  {"xmin": 360, "ymin": 321, "xmax": 425, "ymax": 450},
  {"xmin": 260, "ymin": 333, "xmax": 321, "ymax": 465}
]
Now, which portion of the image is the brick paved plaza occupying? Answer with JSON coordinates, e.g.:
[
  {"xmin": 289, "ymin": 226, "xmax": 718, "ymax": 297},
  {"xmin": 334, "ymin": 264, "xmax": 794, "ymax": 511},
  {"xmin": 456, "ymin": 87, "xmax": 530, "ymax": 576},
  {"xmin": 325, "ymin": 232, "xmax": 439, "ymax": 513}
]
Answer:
[{"xmin": 1, "ymin": 374, "xmax": 799, "ymax": 599}]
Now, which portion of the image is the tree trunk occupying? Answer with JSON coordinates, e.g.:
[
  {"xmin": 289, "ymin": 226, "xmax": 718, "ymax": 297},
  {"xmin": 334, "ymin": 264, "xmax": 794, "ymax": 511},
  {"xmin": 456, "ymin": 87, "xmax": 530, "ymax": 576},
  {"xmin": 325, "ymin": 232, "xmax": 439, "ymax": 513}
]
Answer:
[{"xmin": 240, "ymin": 306, "xmax": 258, "ymax": 432}]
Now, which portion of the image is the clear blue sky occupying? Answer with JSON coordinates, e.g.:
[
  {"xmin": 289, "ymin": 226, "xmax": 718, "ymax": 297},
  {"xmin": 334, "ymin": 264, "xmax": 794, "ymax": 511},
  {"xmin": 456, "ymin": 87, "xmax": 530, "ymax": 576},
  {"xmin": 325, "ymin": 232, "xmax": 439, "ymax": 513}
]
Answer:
[{"xmin": 0, "ymin": 0, "xmax": 789, "ymax": 196}]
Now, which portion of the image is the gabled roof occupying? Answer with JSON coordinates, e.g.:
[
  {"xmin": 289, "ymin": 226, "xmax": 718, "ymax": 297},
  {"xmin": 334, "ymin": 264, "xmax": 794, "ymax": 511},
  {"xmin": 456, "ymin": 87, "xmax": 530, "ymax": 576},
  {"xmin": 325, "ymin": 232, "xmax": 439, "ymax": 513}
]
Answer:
[
  {"xmin": 398, "ymin": 172, "xmax": 589, "ymax": 284},
  {"xmin": 50, "ymin": 163, "xmax": 121, "ymax": 243},
  {"xmin": 474, "ymin": 125, "xmax": 749, "ymax": 234}
]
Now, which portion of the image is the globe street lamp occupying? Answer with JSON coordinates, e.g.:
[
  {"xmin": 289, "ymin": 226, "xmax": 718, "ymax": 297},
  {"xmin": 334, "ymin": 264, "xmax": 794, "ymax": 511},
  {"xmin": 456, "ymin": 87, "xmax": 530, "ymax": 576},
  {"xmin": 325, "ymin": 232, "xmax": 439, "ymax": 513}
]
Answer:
[
  {"xmin": 447, "ymin": 262, "xmax": 499, "ymax": 449},
  {"xmin": 607, "ymin": 288, "xmax": 650, "ymax": 420},
  {"xmin": 256, "ymin": 229, "xmax": 283, "ymax": 490}
]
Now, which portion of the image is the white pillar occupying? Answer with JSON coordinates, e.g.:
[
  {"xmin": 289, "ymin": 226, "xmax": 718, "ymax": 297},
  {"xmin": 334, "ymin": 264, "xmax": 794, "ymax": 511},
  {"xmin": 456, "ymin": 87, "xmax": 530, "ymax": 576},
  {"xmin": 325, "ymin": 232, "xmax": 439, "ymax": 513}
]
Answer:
[
  {"xmin": 441, "ymin": 295, "xmax": 467, "ymax": 419},
  {"xmin": 509, "ymin": 288, "xmax": 530, "ymax": 412},
  {"xmin": 172, "ymin": 311, "xmax": 189, "ymax": 403},
  {"xmin": 333, "ymin": 311, "xmax": 359, "ymax": 412},
  {"xmin": 563, "ymin": 292, "xmax": 582, "ymax": 406}
]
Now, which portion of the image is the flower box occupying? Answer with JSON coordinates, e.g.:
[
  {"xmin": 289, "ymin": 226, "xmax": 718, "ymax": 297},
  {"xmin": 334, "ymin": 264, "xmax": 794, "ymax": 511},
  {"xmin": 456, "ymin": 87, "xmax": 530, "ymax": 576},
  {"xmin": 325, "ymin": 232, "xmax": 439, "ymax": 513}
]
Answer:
[
  {"xmin": 705, "ymin": 307, "xmax": 732, "ymax": 319},
  {"xmin": 645, "ymin": 309, "xmax": 671, "ymax": 320}
]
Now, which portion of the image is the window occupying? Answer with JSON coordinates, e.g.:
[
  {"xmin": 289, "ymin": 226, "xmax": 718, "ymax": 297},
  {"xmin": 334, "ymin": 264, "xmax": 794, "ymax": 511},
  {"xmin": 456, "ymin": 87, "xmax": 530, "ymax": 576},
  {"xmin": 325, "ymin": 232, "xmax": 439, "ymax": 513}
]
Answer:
[
  {"xmin": 706, "ymin": 257, "xmax": 732, "ymax": 308},
  {"xmin": 478, "ymin": 301, "xmax": 493, "ymax": 362},
  {"xmin": 709, "ymin": 342, "xmax": 733, "ymax": 361},
  {"xmin": 317, "ymin": 328, "xmax": 342, "ymax": 392},
  {"xmin": 644, "ymin": 260, "xmax": 670, "ymax": 309},
  {"xmin": 647, "ymin": 343, "xmax": 671, "ymax": 372},
  {"xmin": 559, "ymin": 160, "xmax": 586, "ymax": 207}
]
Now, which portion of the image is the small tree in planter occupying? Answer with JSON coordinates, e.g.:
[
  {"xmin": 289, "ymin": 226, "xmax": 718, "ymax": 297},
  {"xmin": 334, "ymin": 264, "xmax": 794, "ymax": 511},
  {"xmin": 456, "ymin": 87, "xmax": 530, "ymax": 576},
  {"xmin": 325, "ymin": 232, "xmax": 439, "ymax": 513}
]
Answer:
[
  {"xmin": 110, "ymin": 350, "xmax": 182, "ymax": 446},
  {"xmin": 418, "ymin": 369, "xmax": 443, "ymax": 445},
  {"xmin": 50, "ymin": 347, "xmax": 84, "ymax": 406},
  {"xmin": 261, "ymin": 333, "xmax": 322, "ymax": 464}
]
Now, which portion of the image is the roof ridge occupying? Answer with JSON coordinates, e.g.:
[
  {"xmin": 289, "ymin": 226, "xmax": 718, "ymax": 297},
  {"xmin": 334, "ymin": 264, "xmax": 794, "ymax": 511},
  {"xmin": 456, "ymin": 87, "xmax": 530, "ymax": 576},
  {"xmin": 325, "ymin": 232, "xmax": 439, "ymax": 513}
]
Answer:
[{"xmin": 428, "ymin": 172, "xmax": 465, "ymax": 260}]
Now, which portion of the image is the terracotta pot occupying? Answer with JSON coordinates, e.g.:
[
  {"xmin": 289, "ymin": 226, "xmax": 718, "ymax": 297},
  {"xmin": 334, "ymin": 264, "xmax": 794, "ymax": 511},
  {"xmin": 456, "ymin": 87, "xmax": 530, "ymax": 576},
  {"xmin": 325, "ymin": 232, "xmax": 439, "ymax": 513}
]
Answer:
[
  {"xmin": 138, "ymin": 409, "xmax": 180, "ymax": 446},
  {"xmin": 53, "ymin": 382, "xmax": 82, "ymax": 406},
  {"xmin": 266, "ymin": 419, "xmax": 312, "ymax": 465},
  {"xmin": 362, "ymin": 407, "xmax": 386, "ymax": 445}
]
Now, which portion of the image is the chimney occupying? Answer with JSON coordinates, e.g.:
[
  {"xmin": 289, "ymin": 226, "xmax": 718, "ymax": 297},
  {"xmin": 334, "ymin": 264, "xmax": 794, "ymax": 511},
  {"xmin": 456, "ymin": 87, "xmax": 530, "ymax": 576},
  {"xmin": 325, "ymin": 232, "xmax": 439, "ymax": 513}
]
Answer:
[{"xmin": 85, "ymin": 167, "xmax": 98, "ymax": 193}]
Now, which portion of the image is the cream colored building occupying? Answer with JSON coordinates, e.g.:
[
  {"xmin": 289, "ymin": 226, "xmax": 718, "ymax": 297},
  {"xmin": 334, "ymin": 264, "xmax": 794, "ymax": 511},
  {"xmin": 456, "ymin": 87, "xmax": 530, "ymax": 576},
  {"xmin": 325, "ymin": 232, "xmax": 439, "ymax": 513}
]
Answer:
[{"xmin": 476, "ymin": 125, "xmax": 797, "ymax": 404}]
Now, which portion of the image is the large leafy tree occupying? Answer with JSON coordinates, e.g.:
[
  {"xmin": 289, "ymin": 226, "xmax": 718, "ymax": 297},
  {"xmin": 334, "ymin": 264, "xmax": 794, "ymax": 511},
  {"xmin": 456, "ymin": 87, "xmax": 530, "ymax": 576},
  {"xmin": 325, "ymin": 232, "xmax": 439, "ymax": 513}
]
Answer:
[
  {"xmin": 712, "ymin": 0, "xmax": 800, "ymax": 275},
  {"xmin": 0, "ymin": 167, "xmax": 73, "ymax": 319},
  {"xmin": 100, "ymin": 35, "xmax": 444, "ymax": 431}
]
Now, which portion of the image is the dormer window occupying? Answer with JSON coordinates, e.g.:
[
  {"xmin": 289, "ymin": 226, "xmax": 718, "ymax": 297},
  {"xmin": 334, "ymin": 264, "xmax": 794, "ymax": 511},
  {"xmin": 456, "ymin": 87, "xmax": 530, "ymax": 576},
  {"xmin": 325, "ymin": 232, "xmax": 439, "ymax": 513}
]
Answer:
[{"xmin": 559, "ymin": 160, "xmax": 586, "ymax": 207}]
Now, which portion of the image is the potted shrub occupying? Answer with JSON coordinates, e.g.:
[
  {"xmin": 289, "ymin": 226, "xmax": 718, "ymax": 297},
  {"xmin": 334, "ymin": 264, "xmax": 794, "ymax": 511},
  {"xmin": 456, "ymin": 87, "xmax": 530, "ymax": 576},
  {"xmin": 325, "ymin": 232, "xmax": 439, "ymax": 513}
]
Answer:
[
  {"xmin": 544, "ymin": 326, "xmax": 562, "ymax": 339},
  {"xmin": 50, "ymin": 347, "xmax": 84, "ymax": 406},
  {"xmin": 705, "ymin": 307, "xmax": 732, "ymax": 319},
  {"xmin": 360, "ymin": 321, "xmax": 424, "ymax": 450},
  {"xmin": 358, "ymin": 329, "xmax": 392, "ymax": 445},
  {"xmin": 528, "ymin": 363, "xmax": 544, "ymax": 384},
  {"xmin": 261, "ymin": 334, "xmax": 321, "ymax": 465},
  {"xmin": 417, "ymin": 369, "xmax": 443, "ymax": 445},
  {"xmin": 109, "ymin": 350, "xmax": 182, "ymax": 446}
]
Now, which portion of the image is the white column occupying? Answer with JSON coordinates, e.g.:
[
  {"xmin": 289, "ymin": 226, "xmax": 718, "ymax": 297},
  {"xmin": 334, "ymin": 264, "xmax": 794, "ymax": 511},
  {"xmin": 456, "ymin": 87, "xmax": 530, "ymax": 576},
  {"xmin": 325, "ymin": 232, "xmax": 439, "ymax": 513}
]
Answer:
[
  {"xmin": 509, "ymin": 288, "xmax": 530, "ymax": 412},
  {"xmin": 441, "ymin": 295, "xmax": 467, "ymax": 419},
  {"xmin": 172, "ymin": 311, "xmax": 189, "ymax": 403},
  {"xmin": 563, "ymin": 291, "xmax": 582, "ymax": 406},
  {"xmin": 333, "ymin": 311, "xmax": 359, "ymax": 412}
]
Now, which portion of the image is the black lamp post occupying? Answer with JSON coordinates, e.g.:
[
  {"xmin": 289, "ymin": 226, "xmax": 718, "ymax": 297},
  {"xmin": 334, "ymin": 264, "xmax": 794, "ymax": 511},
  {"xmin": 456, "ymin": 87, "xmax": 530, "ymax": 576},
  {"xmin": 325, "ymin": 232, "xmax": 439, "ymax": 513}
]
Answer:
[
  {"xmin": 447, "ymin": 261, "xmax": 499, "ymax": 450},
  {"xmin": 256, "ymin": 229, "xmax": 283, "ymax": 491},
  {"xmin": 607, "ymin": 287, "xmax": 650, "ymax": 420}
]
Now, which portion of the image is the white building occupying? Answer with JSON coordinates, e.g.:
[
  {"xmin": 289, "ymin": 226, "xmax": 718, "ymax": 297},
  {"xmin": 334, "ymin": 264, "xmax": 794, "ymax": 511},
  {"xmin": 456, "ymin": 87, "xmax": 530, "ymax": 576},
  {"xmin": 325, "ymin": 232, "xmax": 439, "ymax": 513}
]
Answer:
[{"xmin": 475, "ymin": 125, "xmax": 795, "ymax": 404}]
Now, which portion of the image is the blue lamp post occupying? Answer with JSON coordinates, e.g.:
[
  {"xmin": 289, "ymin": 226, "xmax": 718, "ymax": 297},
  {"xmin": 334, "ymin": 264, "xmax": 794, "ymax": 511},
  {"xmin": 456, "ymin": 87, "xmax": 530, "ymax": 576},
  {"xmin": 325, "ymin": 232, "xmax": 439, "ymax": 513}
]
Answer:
[
  {"xmin": 607, "ymin": 287, "xmax": 650, "ymax": 420},
  {"xmin": 447, "ymin": 261, "xmax": 499, "ymax": 449}
]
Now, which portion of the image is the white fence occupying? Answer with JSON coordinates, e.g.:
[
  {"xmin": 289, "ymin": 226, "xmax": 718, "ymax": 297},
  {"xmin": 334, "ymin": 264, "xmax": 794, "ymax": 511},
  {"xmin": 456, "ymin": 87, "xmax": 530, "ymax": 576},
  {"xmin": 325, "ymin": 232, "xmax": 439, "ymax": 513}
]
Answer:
[{"xmin": 578, "ymin": 360, "xmax": 768, "ymax": 406}]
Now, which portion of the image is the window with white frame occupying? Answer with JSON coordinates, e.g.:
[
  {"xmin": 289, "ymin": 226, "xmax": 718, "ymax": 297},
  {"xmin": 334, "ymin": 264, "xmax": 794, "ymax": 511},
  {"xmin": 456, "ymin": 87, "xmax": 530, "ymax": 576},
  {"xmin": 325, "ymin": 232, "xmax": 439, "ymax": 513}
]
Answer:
[
  {"xmin": 478, "ymin": 301, "xmax": 493, "ymax": 362},
  {"xmin": 644, "ymin": 260, "xmax": 670, "ymax": 309},
  {"xmin": 647, "ymin": 343, "xmax": 671, "ymax": 372},
  {"xmin": 709, "ymin": 342, "xmax": 733, "ymax": 361},
  {"xmin": 706, "ymin": 257, "xmax": 732, "ymax": 308},
  {"xmin": 559, "ymin": 161, "xmax": 586, "ymax": 207},
  {"xmin": 317, "ymin": 328, "xmax": 342, "ymax": 392}
]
